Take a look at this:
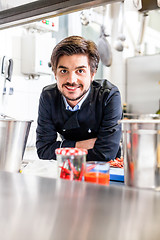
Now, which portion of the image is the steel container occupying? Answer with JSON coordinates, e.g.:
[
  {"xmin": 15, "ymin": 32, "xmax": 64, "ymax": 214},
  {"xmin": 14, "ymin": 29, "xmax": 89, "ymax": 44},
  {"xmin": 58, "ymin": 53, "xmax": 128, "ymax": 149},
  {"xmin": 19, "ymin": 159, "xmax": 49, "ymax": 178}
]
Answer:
[
  {"xmin": 0, "ymin": 117, "xmax": 33, "ymax": 172},
  {"xmin": 121, "ymin": 116, "xmax": 160, "ymax": 189}
]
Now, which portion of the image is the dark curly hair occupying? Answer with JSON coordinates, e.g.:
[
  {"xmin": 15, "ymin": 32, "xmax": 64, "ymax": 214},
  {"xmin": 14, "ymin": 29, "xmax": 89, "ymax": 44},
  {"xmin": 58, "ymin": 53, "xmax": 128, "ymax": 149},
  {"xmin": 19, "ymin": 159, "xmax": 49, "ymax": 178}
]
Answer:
[{"xmin": 51, "ymin": 35, "xmax": 100, "ymax": 74}]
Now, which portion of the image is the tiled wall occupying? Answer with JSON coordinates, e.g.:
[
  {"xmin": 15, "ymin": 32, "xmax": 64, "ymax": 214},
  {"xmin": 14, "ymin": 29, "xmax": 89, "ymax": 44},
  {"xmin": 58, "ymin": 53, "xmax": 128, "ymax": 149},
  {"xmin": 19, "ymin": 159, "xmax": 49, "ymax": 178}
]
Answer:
[{"xmin": 0, "ymin": 26, "xmax": 54, "ymax": 147}]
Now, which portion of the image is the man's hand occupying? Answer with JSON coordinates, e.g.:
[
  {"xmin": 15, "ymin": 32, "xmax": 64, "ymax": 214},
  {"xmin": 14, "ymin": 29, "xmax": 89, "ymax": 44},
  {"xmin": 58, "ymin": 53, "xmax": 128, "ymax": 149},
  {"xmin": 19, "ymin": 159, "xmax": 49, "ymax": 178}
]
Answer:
[{"xmin": 75, "ymin": 138, "xmax": 97, "ymax": 150}]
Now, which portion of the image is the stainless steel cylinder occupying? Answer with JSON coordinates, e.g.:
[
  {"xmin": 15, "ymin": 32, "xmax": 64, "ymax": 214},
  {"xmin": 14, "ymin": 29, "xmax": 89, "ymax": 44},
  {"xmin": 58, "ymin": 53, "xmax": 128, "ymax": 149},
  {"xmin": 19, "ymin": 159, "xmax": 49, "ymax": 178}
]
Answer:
[
  {"xmin": 0, "ymin": 119, "xmax": 33, "ymax": 172},
  {"xmin": 121, "ymin": 117, "xmax": 160, "ymax": 189}
]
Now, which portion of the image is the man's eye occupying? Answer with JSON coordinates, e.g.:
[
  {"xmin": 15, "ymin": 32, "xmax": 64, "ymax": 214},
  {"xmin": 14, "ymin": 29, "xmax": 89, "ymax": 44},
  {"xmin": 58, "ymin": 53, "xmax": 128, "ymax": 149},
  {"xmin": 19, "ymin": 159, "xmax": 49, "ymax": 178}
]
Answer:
[
  {"xmin": 60, "ymin": 69, "xmax": 67, "ymax": 74},
  {"xmin": 78, "ymin": 69, "xmax": 84, "ymax": 74}
]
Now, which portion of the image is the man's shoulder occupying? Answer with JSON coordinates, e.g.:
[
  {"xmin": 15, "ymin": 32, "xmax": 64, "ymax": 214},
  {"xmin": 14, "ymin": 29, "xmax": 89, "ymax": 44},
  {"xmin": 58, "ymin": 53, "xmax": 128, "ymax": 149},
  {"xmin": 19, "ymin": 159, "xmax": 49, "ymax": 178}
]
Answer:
[
  {"xmin": 41, "ymin": 83, "xmax": 60, "ymax": 102},
  {"xmin": 43, "ymin": 83, "xmax": 57, "ymax": 92},
  {"xmin": 92, "ymin": 79, "xmax": 118, "ymax": 93}
]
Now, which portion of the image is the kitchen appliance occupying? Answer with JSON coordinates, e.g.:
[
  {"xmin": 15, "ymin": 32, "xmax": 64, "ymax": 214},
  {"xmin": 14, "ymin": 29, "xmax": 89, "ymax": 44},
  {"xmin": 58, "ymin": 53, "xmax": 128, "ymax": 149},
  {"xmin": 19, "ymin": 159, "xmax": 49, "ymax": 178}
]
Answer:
[
  {"xmin": 121, "ymin": 115, "xmax": 160, "ymax": 189},
  {"xmin": 0, "ymin": 115, "xmax": 33, "ymax": 172},
  {"xmin": 21, "ymin": 33, "xmax": 56, "ymax": 77}
]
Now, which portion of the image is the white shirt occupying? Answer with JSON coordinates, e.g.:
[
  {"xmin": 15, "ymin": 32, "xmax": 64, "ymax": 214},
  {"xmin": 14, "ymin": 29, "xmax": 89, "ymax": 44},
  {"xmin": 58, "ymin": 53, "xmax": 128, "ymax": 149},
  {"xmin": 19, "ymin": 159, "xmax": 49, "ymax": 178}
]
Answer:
[{"xmin": 63, "ymin": 88, "xmax": 90, "ymax": 111}]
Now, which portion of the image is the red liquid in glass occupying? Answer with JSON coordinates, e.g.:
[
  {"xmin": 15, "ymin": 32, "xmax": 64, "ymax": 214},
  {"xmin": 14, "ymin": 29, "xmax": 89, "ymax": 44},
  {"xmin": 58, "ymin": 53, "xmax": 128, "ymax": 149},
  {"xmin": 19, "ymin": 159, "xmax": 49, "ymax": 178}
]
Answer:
[{"xmin": 84, "ymin": 172, "xmax": 110, "ymax": 185}]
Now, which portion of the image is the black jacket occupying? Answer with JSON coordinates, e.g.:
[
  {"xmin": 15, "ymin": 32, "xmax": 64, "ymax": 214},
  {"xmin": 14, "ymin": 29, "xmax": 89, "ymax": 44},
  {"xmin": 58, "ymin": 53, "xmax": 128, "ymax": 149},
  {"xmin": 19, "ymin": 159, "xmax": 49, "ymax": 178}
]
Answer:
[{"xmin": 36, "ymin": 79, "xmax": 122, "ymax": 161}]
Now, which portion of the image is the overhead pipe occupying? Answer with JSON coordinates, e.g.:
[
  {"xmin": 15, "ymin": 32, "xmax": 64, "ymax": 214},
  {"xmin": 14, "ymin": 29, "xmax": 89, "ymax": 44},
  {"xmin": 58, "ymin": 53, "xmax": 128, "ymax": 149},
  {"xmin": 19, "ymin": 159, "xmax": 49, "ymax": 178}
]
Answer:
[
  {"xmin": 114, "ymin": 1, "xmax": 126, "ymax": 52},
  {"xmin": 136, "ymin": 12, "xmax": 148, "ymax": 54}
]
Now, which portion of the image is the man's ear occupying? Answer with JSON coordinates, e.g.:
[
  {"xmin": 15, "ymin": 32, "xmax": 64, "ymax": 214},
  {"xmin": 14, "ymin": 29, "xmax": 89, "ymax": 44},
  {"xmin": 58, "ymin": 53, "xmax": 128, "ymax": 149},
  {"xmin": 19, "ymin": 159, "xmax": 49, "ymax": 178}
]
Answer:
[{"xmin": 91, "ymin": 71, "xmax": 96, "ymax": 81}]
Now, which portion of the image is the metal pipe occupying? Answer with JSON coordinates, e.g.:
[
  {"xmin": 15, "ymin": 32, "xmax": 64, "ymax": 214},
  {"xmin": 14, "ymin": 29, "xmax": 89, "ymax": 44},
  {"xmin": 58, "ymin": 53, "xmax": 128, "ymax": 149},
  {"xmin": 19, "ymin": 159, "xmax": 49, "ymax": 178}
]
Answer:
[{"xmin": 137, "ymin": 12, "xmax": 148, "ymax": 46}]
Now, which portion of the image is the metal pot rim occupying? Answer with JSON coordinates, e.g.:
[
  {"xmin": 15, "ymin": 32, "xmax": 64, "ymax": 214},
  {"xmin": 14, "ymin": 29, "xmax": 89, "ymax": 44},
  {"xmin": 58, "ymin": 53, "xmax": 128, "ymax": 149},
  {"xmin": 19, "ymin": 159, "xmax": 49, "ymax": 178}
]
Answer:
[
  {"xmin": 0, "ymin": 119, "xmax": 33, "ymax": 123},
  {"xmin": 120, "ymin": 119, "xmax": 160, "ymax": 123}
]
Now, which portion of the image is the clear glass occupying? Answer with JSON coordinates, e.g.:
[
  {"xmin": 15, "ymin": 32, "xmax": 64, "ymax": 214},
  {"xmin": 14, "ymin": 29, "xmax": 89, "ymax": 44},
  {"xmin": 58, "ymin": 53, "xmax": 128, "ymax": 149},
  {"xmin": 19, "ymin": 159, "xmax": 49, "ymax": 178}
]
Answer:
[
  {"xmin": 84, "ymin": 161, "xmax": 110, "ymax": 185},
  {"xmin": 56, "ymin": 150, "xmax": 86, "ymax": 181}
]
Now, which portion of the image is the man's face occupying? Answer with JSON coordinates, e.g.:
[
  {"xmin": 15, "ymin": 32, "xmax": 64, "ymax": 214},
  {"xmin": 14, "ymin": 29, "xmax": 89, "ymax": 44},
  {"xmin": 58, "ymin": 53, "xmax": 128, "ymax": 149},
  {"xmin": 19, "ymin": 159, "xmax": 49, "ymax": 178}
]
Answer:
[{"xmin": 55, "ymin": 54, "xmax": 95, "ymax": 107}]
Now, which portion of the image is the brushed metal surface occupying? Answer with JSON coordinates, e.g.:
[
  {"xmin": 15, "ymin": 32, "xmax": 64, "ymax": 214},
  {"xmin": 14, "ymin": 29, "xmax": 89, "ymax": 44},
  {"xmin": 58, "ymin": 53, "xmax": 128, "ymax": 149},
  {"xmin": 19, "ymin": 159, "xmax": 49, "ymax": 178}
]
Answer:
[
  {"xmin": 0, "ymin": 171, "xmax": 160, "ymax": 240},
  {"xmin": 121, "ymin": 119, "xmax": 160, "ymax": 189},
  {"xmin": 0, "ymin": 119, "xmax": 32, "ymax": 172}
]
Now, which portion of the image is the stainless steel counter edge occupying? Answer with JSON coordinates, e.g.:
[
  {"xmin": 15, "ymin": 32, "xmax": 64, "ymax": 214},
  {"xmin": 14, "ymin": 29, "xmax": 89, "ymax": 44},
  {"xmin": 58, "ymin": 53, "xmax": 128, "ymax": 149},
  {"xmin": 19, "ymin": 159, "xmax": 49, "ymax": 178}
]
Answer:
[{"xmin": 0, "ymin": 171, "xmax": 160, "ymax": 240}]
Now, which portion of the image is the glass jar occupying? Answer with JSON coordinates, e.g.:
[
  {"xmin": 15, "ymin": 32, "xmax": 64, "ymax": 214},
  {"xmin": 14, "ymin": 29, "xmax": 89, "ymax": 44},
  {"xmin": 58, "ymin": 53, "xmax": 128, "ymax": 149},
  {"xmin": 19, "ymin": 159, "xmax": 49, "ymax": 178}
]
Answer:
[
  {"xmin": 84, "ymin": 161, "xmax": 110, "ymax": 185},
  {"xmin": 55, "ymin": 148, "xmax": 87, "ymax": 181}
]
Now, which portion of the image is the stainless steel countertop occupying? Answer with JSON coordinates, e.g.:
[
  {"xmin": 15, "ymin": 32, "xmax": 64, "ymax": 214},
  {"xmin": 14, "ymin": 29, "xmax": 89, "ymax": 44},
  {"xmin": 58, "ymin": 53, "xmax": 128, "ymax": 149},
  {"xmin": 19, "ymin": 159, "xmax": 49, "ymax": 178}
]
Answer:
[{"xmin": 0, "ymin": 171, "xmax": 160, "ymax": 240}]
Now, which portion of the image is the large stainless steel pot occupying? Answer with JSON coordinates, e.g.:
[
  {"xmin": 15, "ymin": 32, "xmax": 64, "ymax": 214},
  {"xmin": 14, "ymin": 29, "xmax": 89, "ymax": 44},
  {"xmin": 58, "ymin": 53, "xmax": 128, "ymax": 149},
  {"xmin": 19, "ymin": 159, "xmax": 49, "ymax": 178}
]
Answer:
[
  {"xmin": 121, "ymin": 115, "xmax": 160, "ymax": 190},
  {"xmin": 0, "ymin": 117, "xmax": 33, "ymax": 172}
]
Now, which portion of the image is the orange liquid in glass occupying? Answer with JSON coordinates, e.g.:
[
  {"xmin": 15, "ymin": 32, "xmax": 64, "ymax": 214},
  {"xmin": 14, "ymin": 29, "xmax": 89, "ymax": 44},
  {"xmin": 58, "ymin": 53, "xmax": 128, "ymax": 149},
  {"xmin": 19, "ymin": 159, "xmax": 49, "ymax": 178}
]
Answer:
[{"xmin": 84, "ymin": 172, "xmax": 110, "ymax": 185}]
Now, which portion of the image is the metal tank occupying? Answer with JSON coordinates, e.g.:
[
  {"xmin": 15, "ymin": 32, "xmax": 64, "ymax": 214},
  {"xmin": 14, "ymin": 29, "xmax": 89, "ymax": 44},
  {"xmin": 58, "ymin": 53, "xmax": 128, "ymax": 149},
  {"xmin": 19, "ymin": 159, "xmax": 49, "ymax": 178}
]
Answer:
[
  {"xmin": 121, "ymin": 115, "xmax": 160, "ymax": 189},
  {"xmin": 0, "ymin": 115, "xmax": 33, "ymax": 172}
]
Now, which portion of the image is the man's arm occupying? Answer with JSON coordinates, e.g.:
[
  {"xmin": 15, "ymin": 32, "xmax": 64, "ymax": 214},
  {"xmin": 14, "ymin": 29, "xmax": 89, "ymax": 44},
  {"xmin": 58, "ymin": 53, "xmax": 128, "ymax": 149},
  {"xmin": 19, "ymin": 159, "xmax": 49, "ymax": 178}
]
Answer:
[
  {"xmin": 85, "ymin": 87, "xmax": 122, "ymax": 162},
  {"xmin": 76, "ymin": 138, "xmax": 97, "ymax": 149},
  {"xmin": 36, "ymin": 91, "xmax": 76, "ymax": 160}
]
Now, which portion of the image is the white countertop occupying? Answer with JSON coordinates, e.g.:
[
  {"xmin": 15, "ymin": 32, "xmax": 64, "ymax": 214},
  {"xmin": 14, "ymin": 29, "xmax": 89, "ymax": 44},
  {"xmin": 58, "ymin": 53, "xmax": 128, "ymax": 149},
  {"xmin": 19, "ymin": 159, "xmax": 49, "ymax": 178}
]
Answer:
[
  {"xmin": 22, "ymin": 146, "xmax": 124, "ymax": 182},
  {"xmin": 22, "ymin": 146, "xmax": 58, "ymax": 178}
]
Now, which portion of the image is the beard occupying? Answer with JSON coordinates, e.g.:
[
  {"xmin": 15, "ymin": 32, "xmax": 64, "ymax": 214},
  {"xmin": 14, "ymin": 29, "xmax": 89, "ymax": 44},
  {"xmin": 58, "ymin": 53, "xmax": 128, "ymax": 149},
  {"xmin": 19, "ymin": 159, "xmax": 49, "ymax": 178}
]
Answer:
[{"xmin": 59, "ymin": 83, "xmax": 89, "ymax": 102}]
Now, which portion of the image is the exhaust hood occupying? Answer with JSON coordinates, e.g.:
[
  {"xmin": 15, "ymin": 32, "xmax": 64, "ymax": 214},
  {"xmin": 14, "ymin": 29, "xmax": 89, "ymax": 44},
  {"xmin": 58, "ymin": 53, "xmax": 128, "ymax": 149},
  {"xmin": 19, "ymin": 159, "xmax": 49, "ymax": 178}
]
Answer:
[
  {"xmin": 0, "ymin": 0, "xmax": 120, "ymax": 29},
  {"xmin": 133, "ymin": 0, "xmax": 160, "ymax": 12}
]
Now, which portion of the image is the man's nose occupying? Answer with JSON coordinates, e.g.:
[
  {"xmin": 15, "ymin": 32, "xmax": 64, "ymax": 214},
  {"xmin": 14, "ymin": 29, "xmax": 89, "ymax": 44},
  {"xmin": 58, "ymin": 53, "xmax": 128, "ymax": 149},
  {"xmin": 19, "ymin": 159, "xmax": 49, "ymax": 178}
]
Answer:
[{"xmin": 67, "ymin": 72, "xmax": 77, "ymax": 84}]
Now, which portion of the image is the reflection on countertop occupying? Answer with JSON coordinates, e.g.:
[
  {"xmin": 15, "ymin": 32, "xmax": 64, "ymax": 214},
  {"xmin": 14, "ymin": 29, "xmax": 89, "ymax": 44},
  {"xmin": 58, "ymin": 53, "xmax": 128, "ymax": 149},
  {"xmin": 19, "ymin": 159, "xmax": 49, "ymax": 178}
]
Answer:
[
  {"xmin": 0, "ymin": 170, "xmax": 160, "ymax": 240},
  {"xmin": 23, "ymin": 146, "xmax": 40, "ymax": 162},
  {"xmin": 22, "ymin": 146, "xmax": 58, "ymax": 178}
]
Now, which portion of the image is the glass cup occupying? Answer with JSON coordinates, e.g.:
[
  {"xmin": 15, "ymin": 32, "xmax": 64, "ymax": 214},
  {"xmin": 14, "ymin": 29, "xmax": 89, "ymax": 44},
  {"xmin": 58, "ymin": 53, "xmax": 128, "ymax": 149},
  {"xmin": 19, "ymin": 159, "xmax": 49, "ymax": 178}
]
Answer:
[
  {"xmin": 84, "ymin": 161, "xmax": 110, "ymax": 185},
  {"xmin": 55, "ymin": 148, "xmax": 87, "ymax": 181}
]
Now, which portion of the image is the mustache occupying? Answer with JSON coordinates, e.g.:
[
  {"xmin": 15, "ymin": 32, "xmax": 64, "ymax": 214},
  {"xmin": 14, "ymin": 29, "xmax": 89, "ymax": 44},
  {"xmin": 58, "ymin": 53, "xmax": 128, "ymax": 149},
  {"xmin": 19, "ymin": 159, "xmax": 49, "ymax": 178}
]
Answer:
[{"xmin": 62, "ymin": 83, "xmax": 82, "ymax": 87}]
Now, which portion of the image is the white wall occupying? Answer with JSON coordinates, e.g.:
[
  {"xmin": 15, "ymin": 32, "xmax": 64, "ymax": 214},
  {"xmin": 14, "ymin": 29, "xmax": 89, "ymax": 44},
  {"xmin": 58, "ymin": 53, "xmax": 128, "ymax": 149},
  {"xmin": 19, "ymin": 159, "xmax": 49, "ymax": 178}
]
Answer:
[{"xmin": 0, "ymin": 26, "xmax": 54, "ymax": 147}]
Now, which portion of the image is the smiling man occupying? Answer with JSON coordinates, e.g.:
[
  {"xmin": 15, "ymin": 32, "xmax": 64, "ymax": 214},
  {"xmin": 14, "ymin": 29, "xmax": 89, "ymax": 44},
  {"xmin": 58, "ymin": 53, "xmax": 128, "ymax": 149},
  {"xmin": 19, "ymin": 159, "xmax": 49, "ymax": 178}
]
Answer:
[
  {"xmin": 56, "ymin": 54, "xmax": 93, "ymax": 106},
  {"xmin": 36, "ymin": 36, "xmax": 122, "ymax": 161}
]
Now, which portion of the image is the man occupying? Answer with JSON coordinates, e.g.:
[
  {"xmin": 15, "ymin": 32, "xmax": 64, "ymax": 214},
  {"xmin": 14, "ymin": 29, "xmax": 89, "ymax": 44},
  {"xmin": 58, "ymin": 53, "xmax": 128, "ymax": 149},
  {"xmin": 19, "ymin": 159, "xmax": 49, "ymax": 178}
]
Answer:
[{"xmin": 36, "ymin": 35, "xmax": 122, "ymax": 161}]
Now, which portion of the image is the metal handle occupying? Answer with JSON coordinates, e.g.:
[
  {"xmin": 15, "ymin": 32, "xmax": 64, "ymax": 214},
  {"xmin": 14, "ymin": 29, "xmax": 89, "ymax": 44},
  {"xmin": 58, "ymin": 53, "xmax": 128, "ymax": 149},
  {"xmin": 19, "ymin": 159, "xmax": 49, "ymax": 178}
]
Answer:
[{"xmin": 6, "ymin": 59, "xmax": 13, "ymax": 82}]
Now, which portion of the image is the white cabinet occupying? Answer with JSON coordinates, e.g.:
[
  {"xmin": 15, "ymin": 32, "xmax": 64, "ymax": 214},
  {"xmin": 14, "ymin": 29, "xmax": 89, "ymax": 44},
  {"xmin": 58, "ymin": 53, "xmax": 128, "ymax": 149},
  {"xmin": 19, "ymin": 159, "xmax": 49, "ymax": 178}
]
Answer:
[{"xmin": 21, "ymin": 33, "xmax": 56, "ymax": 76}]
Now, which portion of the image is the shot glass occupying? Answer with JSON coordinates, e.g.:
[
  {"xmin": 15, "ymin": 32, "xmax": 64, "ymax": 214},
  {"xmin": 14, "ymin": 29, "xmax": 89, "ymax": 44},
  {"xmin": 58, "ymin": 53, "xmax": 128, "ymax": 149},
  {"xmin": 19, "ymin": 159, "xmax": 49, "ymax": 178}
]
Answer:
[
  {"xmin": 84, "ymin": 161, "xmax": 110, "ymax": 185},
  {"xmin": 55, "ymin": 148, "xmax": 87, "ymax": 181}
]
